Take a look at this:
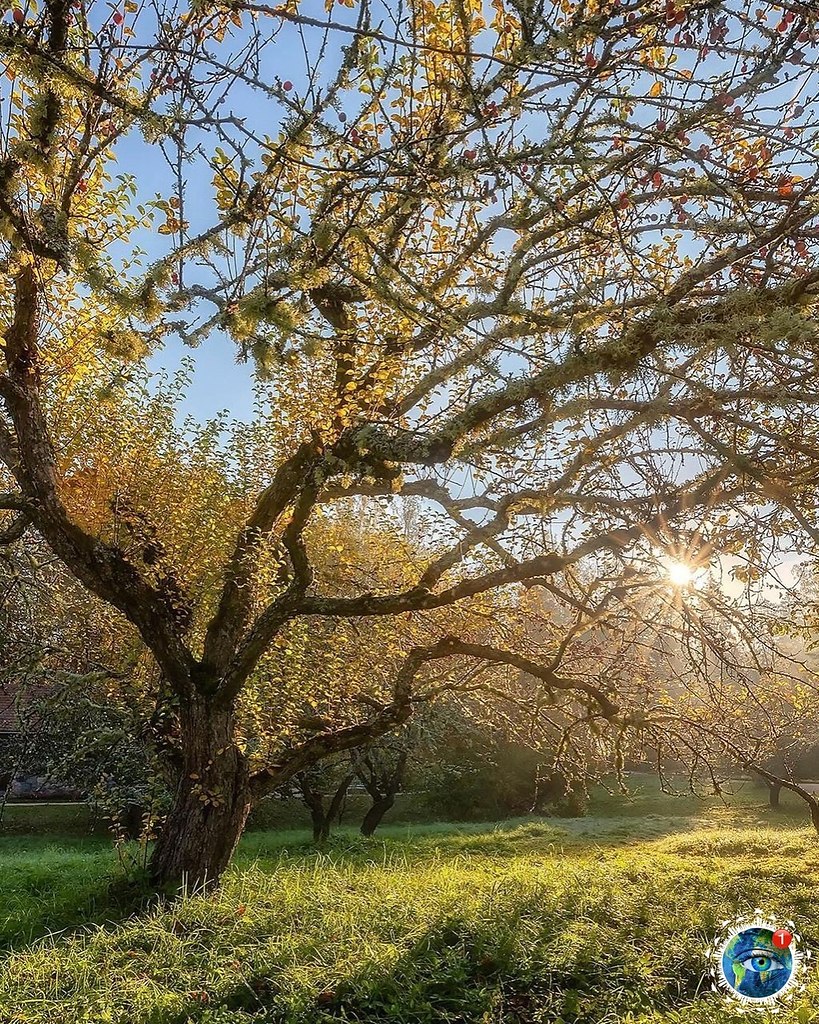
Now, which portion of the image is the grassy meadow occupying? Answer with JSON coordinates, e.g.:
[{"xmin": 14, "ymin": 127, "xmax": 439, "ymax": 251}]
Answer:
[{"xmin": 2, "ymin": 780, "xmax": 819, "ymax": 1023}]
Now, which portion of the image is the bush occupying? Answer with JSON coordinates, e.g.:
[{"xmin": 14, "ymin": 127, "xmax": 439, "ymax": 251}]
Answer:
[{"xmin": 419, "ymin": 732, "xmax": 572, "ymax": 821}]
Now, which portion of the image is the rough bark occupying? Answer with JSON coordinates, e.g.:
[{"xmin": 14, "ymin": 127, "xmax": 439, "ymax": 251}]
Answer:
[{"xmin": 150, "ymin": 699, "xmax": 251, "ymax": 891}]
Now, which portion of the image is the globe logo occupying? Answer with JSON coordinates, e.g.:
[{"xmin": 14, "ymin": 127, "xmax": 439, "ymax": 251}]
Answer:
[
  {"xmin": 712, "ymin": 914, "xmax": 806, "ymax": 1007},
  {"xmin": 721, "ymin": 927, "xmax": 793, "ymax": 999}
]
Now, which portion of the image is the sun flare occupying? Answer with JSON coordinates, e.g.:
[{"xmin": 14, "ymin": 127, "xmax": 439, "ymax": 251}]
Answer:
[{"xmin": 666, "ymin": 560, "xmax": 694, "ymax": 587}]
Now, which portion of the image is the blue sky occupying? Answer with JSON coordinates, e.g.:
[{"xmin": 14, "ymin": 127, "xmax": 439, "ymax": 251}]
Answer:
[
  {"xmin": 116, "ymin": 0, "xmax": 359, "ymax": 423},
  {"xmin": 149, "ymin": 334, "xmax": 256, "ymax": 422}
]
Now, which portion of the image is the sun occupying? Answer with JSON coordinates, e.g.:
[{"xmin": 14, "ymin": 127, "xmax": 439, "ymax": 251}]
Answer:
[
  {"xmin": 666, "ymin": 560, "xmax": 694, "ymax": 587},
  {"xmin": 658, "ymin": 551, "xmax": 709, "ymax": 591}
]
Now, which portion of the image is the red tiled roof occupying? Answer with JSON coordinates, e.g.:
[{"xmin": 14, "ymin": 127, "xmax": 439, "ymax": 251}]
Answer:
[
  {"xmin": 0, "ymin": 684, "xmax": 20, "ymax": 733},
  {"xmin": 0, "ymin": 681, "xmax": 51, "ymax": 733}
]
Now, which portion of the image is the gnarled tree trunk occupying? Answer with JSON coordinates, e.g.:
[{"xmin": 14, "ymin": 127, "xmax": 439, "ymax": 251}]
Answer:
[
  {"xmin": 360, "ymin": 794, "xmax": 397, "ymax": 836},
  {"xmin": 297, "ymin": 770, "xmax": 354, "ymax": 843},
  {"xmin": 150, "ymin": 699, "xmax": 251, "ymax": 892},
  {"xmin": 357, "ymin": 748, "xmax": 407, "ymax": 837}
]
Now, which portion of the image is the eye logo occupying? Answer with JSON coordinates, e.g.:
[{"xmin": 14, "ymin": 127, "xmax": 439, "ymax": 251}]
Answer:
[{"xmin": 711, "ymin": 914, "xmax": 808, "ymax": 1009}]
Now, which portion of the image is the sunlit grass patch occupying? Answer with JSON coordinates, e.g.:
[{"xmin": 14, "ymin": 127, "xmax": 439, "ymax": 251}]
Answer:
[{"xmin": 2, "ymin": 796, "xmax": 818, "ymax": 1022}]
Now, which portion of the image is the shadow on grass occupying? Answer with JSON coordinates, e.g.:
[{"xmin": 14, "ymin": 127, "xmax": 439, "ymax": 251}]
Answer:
[
  {"xmin": 154, "ymin": 906, "xmax": 706, "ymax": 1024},
  {"xmin": 236, "ymin": 801, "xmax": 807, "ymax": 871},
  {"xmin": 2, "ymin": 790, "xmax": 812, "ymax": 1023},
  {"xmin": 0, "ymin": 839, "xmax": 160, "ymax": 952}
]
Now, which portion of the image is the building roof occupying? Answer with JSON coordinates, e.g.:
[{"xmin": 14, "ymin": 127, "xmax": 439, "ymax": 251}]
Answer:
[
  {"xmin": 0, "ymin": 684, "xmax": 20, "ymax": 734},
  {"xmin": 0, "ymin": 680, "xmax": 50, "ymax": 735}
]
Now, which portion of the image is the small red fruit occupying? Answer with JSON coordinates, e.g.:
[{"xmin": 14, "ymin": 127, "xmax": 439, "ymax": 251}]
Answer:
[
  {"xmin": 585, "ymin": 52, "xmax": 597, "ymax": 68},
  {"xmin": 283, "ymin": 80, "xmax": 293, "ymax": 91},
  {"xmin": 112, "ymin": 11, "xmax": 123, "ymax": 24},
  {"xmin": 12, "ymin": 8, "xmax": 23, "ymax": 24}
]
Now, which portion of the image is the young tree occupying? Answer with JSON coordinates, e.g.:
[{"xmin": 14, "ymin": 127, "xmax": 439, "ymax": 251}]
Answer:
[
  {"xmin": 293, "ymin": 760, "xmax": 356, "ymax": 843},
  {"xmin": 2, "ymin": 0, "xmax": 819, "ymax": 889},
  {"xmin": 353, "ymin": 736, "xmax": 410, "ymax": 836}
]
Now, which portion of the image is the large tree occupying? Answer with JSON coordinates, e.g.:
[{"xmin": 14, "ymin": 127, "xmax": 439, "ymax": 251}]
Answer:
[{"xmin": 1, "ymin": 0, "xmax": 819, "ymax": 888}]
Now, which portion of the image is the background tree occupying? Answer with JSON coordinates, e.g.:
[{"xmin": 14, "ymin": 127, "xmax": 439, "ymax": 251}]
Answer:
[
  {"xmin": 1, "ymin": 0, "xmax": 819, "ymax": 890},
  {"xmin": 353, "ymin": 734, "xmax": 411, "ymax": 837},
  {"xmin": 293, "ymin": 759, "xmax": 356, "ymax": 844}
]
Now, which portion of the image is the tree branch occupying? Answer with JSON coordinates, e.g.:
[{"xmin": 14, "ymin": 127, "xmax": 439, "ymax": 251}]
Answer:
[
  {"xmin": 202, "ymin": 441, "xmax": 318, "ymax": 678},
  {"xmin": 250, "ymin": 629, "xmax": 618, "ymax": 798},
  {"xmin": 0, "ymin": 268, "xmax": 195, "ymax": 690}
]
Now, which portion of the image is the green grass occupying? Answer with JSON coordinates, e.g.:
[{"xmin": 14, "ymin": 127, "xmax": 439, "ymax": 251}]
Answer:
[
  {"xmin": 2, "ymin": 779, "xmax": 819, "ymax": 1023},
  {"xmin": 0, "ymin": 803, "xmax": 99, "ymax": 836},
  {"xmin": 0, "ymin": 791, "xmax": 429, "ymax": 837}
]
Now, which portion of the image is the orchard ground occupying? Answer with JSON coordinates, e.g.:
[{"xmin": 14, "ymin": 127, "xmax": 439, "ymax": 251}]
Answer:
[{"xmin": 2, "ymin": 778, "xmax": 819, "ymax": 1023}]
